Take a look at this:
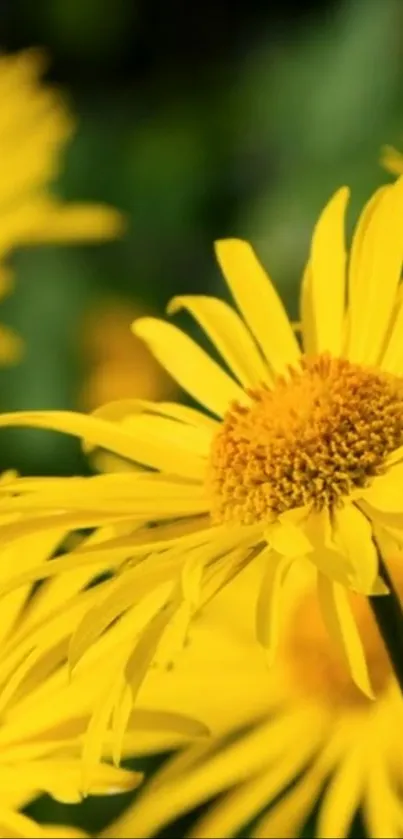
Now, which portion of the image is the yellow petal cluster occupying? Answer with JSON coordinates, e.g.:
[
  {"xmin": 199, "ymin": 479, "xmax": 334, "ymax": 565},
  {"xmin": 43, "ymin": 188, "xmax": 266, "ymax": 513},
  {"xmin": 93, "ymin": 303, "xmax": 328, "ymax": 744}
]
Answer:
[{"xmin": 2, "ymin": 177, "xmax": 403, "ymax": 738}]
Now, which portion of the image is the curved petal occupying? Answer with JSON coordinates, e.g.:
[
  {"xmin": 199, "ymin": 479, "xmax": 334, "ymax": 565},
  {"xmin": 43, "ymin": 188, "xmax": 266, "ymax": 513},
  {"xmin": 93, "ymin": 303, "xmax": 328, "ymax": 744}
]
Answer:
[
  {"xmin": 256, "ymin": 549, "xmax": 291, "ymax": 662},
  {"xmin": 317, "ymin": 750, "xmax": 364, "ymax": 839},
  {"xmin": 361, "ymin": 463, "xmax": 403, "ymax": 514},
  {"xmin": 133, "ymin": 318, "xmax": 246, "ymax": 417},
  {"xmin": 308, "ymin": 187, "xmax": 349, "ymax": 355},
  {"xmin": 214, "ymin": 239, "xmax": 300, "ymax": 373},
  {"xmin": 168, "ymin": 295, "xmax": 270, "ymax": 388},
  {"xmin": 347, "ymin": 179, "xmax": 403, "ymax": 364},
  {"xmin": 333, "ymin": 503, "xmax": 378, "ymax": 594},
  {"xmin": 0, "ymin": 409, "xmax": 209, "ymax": 480},
  {"xmin": 317, "ymin": 574, "xmax": 374, "ymax": 699}
]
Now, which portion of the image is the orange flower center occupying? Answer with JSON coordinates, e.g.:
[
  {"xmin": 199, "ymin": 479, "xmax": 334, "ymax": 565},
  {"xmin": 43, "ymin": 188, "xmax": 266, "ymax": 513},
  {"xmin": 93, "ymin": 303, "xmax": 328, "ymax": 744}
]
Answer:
[{"xmin": 208, "ymin": 354, "xmax": 403, "ymax": 525}]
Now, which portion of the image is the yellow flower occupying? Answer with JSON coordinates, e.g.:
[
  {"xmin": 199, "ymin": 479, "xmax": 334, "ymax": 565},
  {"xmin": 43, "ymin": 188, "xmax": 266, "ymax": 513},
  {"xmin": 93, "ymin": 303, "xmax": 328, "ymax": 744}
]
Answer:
[
  {"xmin": 0, "ymin": 49, "xmax": 123, "ymax": 255},
  {"xmin": 0, "ymin": 48, "xmax": 123, "ymax": 365},
  {"xmin": 381, "ymin": 144, "xmax": 403, "ymax": 177},
  {"xmin": 104, "ymin": 556, "xmax": 403, "ymax": 839},
  {"xmin": 0, "ymin": 505, "xmax": 144, "ymax": 838},
  {"xmin": 1, "ymin": 178, "xmax": 403, "ymax": 716}
]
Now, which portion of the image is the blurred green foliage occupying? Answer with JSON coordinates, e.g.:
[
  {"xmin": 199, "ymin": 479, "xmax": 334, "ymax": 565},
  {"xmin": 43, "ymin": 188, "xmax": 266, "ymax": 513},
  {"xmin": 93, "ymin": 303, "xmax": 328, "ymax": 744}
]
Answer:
[{"xmin": 1, "ymin": 0, "xmax": 403, "ymax": 833}]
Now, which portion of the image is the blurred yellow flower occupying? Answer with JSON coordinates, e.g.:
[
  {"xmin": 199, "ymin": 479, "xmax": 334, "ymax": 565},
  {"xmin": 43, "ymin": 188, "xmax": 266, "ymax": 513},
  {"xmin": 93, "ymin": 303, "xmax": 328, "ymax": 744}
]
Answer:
[
  {"xmin": 105, "ymin": 556, "xmax": 403, "ymax": 839},
  {"xmin": 0, "ymin": 268, "xmax": 23, "ymax": 365},
  {"xmin": 80, "ymin": 298, "xmax": 177, "ymax": 413},
  {"xmin": 0, "ymin": 48, "xmax": 123, "ymax": 365},
  {"xmin": 0, "ymin": 505, "xmax": 142, "ymax": 838},
  {"xmin": 2, "ymin": 178, "xmax": 403, "ymax": 735},
  {"xmin": 0, "ymin": 49, "xmax": 123, "ymax": 255},
  {"xmin": 381, "ymin": 144, "xmax": 403, "ymax": 176}
]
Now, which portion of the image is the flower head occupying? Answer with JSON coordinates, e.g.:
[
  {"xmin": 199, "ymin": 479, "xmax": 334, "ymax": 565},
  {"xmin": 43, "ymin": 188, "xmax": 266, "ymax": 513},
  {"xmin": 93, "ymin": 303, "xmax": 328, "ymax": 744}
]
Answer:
[
  {"xmin": 1, "ymin": 178, "xmax": 403, "ymax": 729},
  {"xmin": 104, "ymin": 556, "xmax": 403, "ymax": 839}
]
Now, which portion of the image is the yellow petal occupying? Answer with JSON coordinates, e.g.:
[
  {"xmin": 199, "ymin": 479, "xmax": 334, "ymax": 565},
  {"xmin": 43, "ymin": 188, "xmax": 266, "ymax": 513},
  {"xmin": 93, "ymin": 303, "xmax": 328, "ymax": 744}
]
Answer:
[
  {"xmin": 317, "ymin": 574, "xmax": 374, "ymax": 698},
  {"xmin": 347, "ymin": 179, "xmax": 403, "ymax": 364},
  {"xmin": 300, "ymin": 261, "xmax": 316, "ymax": 355},
  {"xmin": 214, "ymin": 239, "xmax": 300, "ymax": 373},
  {"xmin": 379, "ymin": 286, "xmax": 403, "ymax": 374},
  {"xmin": 347, "ymin": 186, "xmax": 387, "ymax": 355},
  {"xmin": 69, "ymin": 581, "xmax": 172, "ymax": 672},
  {"xmin": 309, "ymin": 187, "xmax": 349, "ymax": 355},
  {"xmin": 266, "ymin": 519, "xmax": 312, "ymax": 558},
  {"xmin": 255, "ymin": 550, "xmax": 291, "ymax": 660},
  {"xmin": 304, "ymin": 508, "xmax": 354, "ymax": 586},
  {"xmin": 0, "ymin": 408, "xmax": 209, "ymax": 479},
  {"xmin": 0, "ymin": 808, "xmax": 45, "ymax": 838},
  {"xmin": 133, "ymin": 317, "xmax": 246, "ymax": 416},
  {"xmin": 190, "ymin": 729, "xmax": 323, "ymax": 839},
  {"xmin": 316, "ymin": 750, "xmax": 364, "ymax": 839},
  {"xmin": 361, "ymin": 463, "xmax": 403, "ymax": 513},
  {"xmin": 92, "ymin": 398, "xmax": 219, "ymax": 433},
  {"xmin": 333, "ymin": 503, "xmax": 378, "ymax": 594},
  {"xmin": 18, "ymin": 201, "xmax": 125, "ymax": 243},
  {"xmin": 168, "ymin": 295, "xmax": 270, "ymax": 387},
  {"xmin": 252, "ymin": 764, "xmax": 325, "ymax": 839}
]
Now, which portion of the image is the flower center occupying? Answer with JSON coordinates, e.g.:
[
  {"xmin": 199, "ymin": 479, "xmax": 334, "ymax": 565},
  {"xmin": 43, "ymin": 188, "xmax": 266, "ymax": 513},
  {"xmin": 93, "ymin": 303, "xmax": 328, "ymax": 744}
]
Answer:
[
  {"xmin": 208, "ymin": 354, "xmax": 403, "ymax": 525},
  {"xmin": 283, "ymin": 559, "xmax": 403, "ymax": 707}
]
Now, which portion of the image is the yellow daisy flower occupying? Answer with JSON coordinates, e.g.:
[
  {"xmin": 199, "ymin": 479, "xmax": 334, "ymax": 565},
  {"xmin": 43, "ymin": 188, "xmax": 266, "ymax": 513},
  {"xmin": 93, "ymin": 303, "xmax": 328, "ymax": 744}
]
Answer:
[
  {"xmin": 0, "ymin": 513, "xmax": 143, "ymax": 838},
  {"xmin": 1, "ymin": 178, "xmax": 403, "ymax": 714},
  {"xmin": 103, "ymin": 556, "xmax": 403, "ymax": 839}
]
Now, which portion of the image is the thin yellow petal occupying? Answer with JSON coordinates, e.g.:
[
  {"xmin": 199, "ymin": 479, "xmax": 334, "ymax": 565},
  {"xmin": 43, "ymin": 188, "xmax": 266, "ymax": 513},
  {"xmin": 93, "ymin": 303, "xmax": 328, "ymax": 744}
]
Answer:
[
  {"xmin": 92, "ymin": 398, "xmax": 219, "ymax": 432},
  {"xmin": 317, "ymin": 574, "xmax": 374, "ymax": 698},
  {"xmin": 19, "ymin": 201, "xmax": 125, "ymax": 243},
  {"xmin": 266, "ymin": 519, "xmax": 312, "ymax": 558},
  {"xmin": 347, "ymin": 178, "xmax": 403, "ymax": 364},
  {"xmin": 309, "ymin": 187, "xmax": 349, "ymax": 355},
  {"xmin": 0, "ymin": 408, "xmax": 210, "ymax": 478},
  {"xmin": 300, "ymin": 261, "xmax": 316, "ymax": 355},
  {"xmin": 333, "ymin": 503, "xmax": 378, "ymax": 594},
  {"xmin": 317, "ymin": 750, "xmax": 365, "ymax": 839},
  {"xmin": 190, "ymin": 729, "xmax": 324, "ymax": 839},
  {"xmin": 304, "ymin": 508, "xmax": 354, "ymax": 586},
  {"xmin": 168, "ymin": 295, "xmax": 270, "ymax": 387},
  {"xmin": 133, "ymin": 317, "xmax": 246, "ymax": 416},
  {"xmin": 252, "ymin": 764, "xmax": 325, "ymax": 839},
  {"xmin": 214, "ymin": 239, "xmax": 300, "ymax": 373},
  {"xmin": 361, "ymin": 463, "xmax": 403, "ymax": 513},
  {"xmin": 256, "ymin": 549, "xmax": 291, "ymax": 660},
  {"xmin": 347, "ymin": 186, "xmax": 388, "ymax": 356},
  {"xmin": 380, "ymin": 285, "xmax": 403, "ymax": 373}
]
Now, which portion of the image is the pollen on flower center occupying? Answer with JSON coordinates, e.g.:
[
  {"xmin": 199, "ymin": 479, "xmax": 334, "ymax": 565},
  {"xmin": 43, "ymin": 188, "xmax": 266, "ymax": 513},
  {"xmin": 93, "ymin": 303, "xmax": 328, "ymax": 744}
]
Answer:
[{"xmin": 208, "ymin": 353, "xmax": 403, "ymax": 525}]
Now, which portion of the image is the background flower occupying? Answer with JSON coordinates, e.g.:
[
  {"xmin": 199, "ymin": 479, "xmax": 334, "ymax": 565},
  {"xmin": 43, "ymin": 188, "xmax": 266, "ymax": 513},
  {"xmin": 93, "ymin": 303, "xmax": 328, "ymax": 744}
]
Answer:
[{"xmin": 103, "ymin": 555, "xmax": 403, "ymax": 838}]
